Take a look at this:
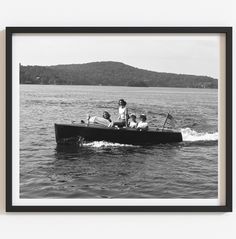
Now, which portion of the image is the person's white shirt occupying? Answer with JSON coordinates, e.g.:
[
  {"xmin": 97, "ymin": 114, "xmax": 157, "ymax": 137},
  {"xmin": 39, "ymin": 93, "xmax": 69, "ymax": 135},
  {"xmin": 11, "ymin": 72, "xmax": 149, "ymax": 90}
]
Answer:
[
  {"xmin": 89, "ymin": 116, "xmax": 110, "ymax": 127},
  {"xmin": 137, "ymin": 121, "xmax": 148, "ymax": 130},
  {"xmin": 129, "ymin": 121, "xmax": 137, "ymax": 128},
  {"xmin": 119, "ymin": 106, "xmax": 127, "ymax": 120}
]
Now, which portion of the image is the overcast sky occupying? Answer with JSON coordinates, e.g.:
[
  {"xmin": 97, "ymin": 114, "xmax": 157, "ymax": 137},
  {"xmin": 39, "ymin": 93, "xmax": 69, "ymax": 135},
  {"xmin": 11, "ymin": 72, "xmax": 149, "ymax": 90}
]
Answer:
[{"xmin": 13, "ymin": 33, "xmax": 222, "ymax": 78}]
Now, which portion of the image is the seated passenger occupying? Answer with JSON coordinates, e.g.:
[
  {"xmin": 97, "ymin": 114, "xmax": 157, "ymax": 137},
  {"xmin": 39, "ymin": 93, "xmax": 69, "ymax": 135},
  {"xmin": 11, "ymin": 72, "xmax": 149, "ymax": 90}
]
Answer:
[
  {"xmin": 128, "ymin": 114, "xmax": 138, "ymax": 128},
  {"xmin": 87, "ymin": 111, "xmax": 112, "ymax": 127},
  {"xmin": 102, "ymin": 111, "xmax": 112, "ymax": 123},
  {"xmin": 137, "ymin": 114, "xmax": 148, "ymax": 130}
]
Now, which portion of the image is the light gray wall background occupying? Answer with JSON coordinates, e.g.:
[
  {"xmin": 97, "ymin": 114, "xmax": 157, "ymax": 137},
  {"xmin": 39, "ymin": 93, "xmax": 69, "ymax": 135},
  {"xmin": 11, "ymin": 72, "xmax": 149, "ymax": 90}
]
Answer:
[{"xmin": 0, "ymin": 0, "xmax": 235, "ymax": 238}]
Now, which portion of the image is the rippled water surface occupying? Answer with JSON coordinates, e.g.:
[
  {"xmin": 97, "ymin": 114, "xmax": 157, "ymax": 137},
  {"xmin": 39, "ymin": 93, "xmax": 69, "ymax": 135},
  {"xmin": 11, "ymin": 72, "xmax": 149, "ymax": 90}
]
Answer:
[{"xmin": 20, "ymin": 85, "xmax": 218, "ymax": 198}]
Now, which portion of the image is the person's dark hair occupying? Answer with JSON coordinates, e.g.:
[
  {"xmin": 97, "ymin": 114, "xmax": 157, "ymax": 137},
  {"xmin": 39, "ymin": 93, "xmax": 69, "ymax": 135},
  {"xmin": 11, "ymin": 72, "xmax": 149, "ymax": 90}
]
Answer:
[
  {"xmin": 140, "ymin": 114, "xmax": 147, "ymax": 121},
  {"xmin": 130, "ymin": 114, "xmax": 136, "ymax": 119},
  {"xmin": 118, "ymin": 99, "xmax": 127, "ymax": 106},
  {"xmin": 103, "ymin": 111, "xmax": 111, "ymax": 121}
]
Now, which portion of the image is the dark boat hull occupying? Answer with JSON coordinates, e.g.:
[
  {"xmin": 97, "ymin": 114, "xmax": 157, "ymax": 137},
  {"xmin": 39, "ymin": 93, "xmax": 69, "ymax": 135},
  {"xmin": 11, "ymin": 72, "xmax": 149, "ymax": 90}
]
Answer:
[{"xmin": 55, "ymin": 123, "xmax": 183, "ymax": 145}]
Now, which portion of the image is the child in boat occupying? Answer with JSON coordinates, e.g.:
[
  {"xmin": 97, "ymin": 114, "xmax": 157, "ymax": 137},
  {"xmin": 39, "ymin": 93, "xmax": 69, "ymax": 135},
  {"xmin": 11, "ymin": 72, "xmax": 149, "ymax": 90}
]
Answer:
[
  {"xmin": 137, "ymin": 114, "xmax": 148, "ymax": 130},
  {"xmin": 112, "ymin": 99, "xmax": 129, "ymax": 127},
  {"xmin": 86, "ymin": 111, "xmax": 112, "ymax": 127},
  {"xmin": 128, "ymin": 114, "xmax": 138, "ymax": 128}
]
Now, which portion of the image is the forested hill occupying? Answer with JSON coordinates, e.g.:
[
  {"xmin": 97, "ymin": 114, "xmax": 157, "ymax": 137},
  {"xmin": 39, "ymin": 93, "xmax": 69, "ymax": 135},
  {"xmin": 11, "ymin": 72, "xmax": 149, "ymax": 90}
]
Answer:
[{"xmin": 20, "ymin": 61, "xmax": 218, "ymax": 88}]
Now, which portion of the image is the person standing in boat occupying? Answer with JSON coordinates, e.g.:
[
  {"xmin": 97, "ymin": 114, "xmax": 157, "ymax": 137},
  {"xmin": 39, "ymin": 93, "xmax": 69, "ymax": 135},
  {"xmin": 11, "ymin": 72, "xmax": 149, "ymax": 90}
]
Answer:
[
  {"xmin": 137, "ymin": 114, "xmax": 148, "ymax": 130},
  {"xmin": 112, "ymin": 99, "xmax": 129, "ymax": 127}
]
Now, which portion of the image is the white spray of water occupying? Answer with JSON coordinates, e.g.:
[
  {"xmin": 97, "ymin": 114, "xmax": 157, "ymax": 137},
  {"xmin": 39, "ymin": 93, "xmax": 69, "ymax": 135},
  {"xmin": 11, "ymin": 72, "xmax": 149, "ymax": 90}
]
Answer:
[
  {"xmin": 84, "ymin": 141, "xmax": 137, "ymax": 148},
  {"xmin": 181, "ymin": 128, "xmax": 218, "ymax": 142}
]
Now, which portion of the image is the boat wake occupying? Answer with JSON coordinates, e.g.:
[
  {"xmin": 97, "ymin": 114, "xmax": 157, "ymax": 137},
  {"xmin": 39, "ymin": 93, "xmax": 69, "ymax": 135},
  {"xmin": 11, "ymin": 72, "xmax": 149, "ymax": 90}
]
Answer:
[
  {"xmin": 83, "ymin": 141, "xmax": 138, "ymax": 148},
  {"xmin": 181, "ymin": 128, "xmax": 218, "ymax": 142}
]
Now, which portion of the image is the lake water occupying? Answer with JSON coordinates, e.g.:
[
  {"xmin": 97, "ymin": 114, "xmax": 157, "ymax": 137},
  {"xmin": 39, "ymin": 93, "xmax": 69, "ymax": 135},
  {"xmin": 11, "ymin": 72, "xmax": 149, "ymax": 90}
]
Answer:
[{"xmin": 20, "ymin": 85, "xmax": 218, "ymax": 198}]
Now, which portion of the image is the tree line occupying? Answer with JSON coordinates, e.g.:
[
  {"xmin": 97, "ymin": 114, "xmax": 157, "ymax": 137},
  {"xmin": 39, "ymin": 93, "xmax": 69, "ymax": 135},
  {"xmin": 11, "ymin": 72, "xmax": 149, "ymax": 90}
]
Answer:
[{"xmin": 20, "ymin": 61, "xmax": 218, "ymax": 88}]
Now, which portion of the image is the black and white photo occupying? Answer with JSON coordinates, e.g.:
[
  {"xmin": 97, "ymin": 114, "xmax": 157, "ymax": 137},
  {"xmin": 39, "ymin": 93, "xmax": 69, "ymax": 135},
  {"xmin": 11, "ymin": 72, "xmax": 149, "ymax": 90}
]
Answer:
[{"xmin": 6, "ymin": 27, "xmax": 232, "ymax": 212}]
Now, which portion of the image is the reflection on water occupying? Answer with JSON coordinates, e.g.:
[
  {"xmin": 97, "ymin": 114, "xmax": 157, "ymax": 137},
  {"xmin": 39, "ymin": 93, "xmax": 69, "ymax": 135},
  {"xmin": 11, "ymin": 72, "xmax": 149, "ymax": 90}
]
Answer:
[{"xmin": 20, "ymin": 85, "xmax": 218, "ymax": 198}]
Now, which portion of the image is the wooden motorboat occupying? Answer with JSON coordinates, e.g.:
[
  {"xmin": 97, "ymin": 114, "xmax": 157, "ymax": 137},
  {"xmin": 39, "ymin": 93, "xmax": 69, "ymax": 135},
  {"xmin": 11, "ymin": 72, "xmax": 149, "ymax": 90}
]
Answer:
[{"xmin": 55, "ymin": 123, "xmax": 183, "ymax": 145}]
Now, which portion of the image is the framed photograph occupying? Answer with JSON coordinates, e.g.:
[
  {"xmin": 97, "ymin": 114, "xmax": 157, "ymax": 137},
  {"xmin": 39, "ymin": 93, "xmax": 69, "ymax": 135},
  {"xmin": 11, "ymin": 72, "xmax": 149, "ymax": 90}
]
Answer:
[{"xmin": 6, "ymin": 27, "xmax": 232, "ymax": 212}]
